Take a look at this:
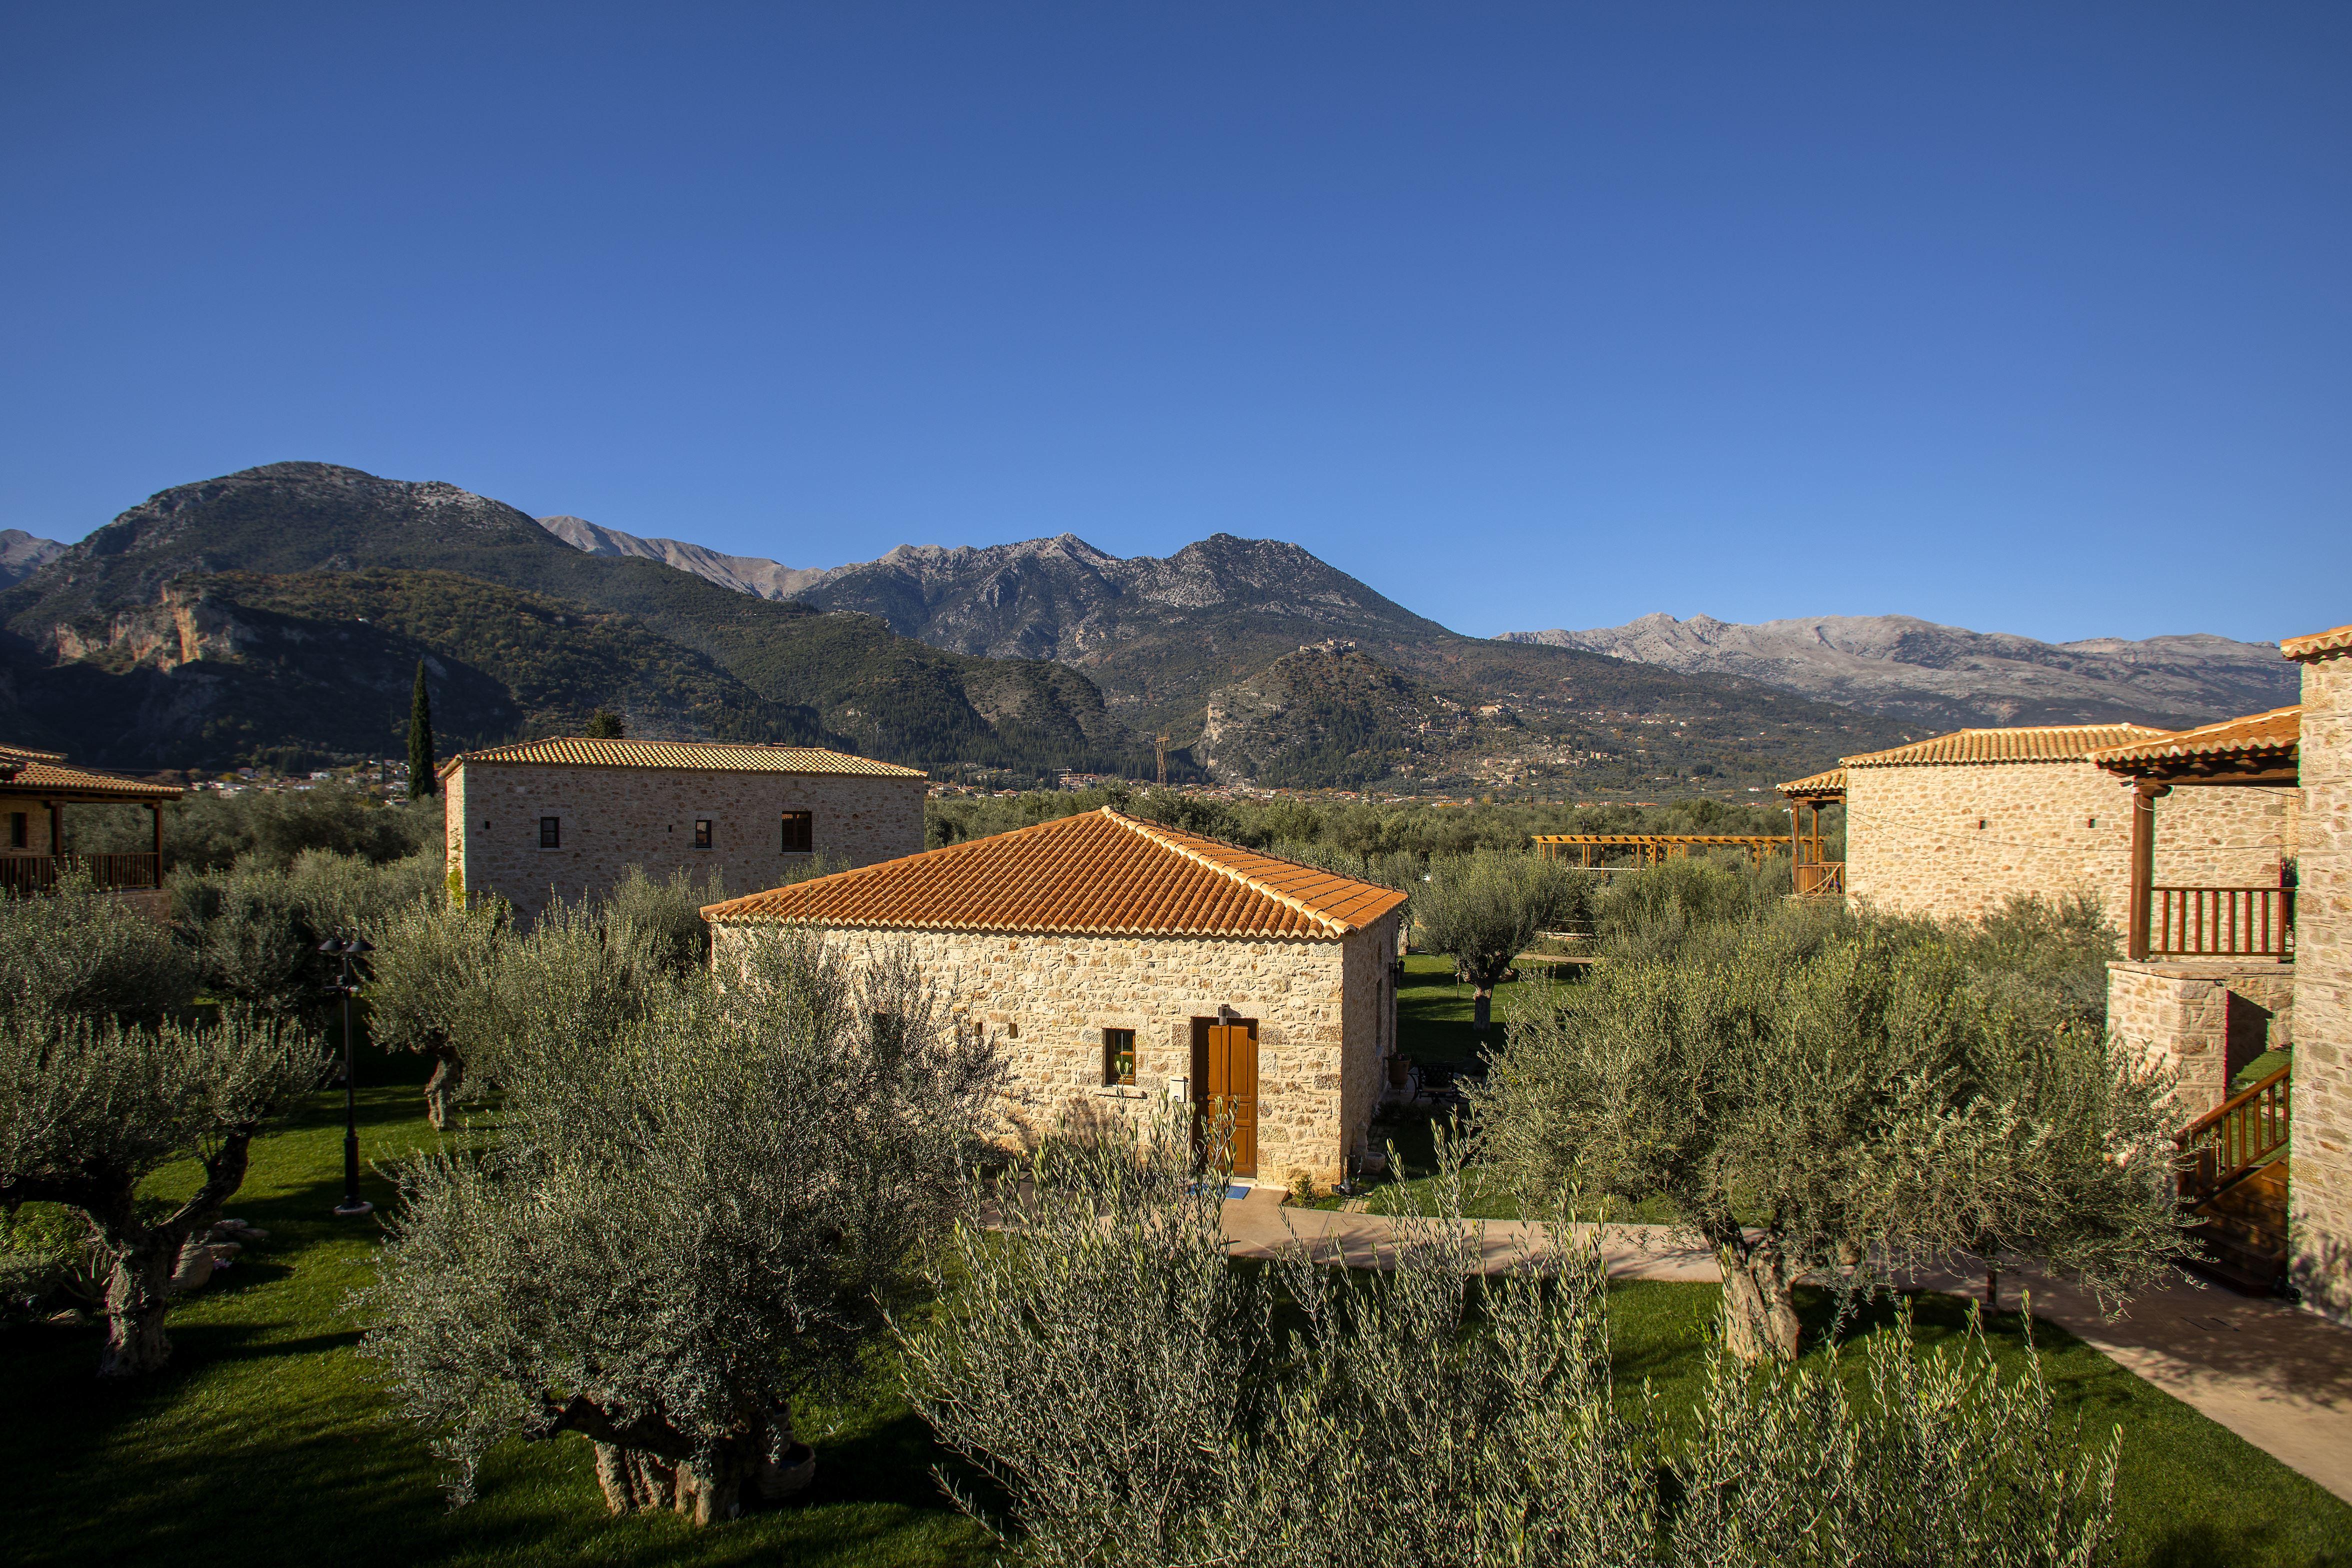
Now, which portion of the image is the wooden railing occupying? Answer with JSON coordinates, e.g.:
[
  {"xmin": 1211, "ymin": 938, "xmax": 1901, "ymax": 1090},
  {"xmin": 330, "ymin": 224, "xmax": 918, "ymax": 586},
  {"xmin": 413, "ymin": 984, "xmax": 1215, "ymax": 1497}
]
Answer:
[
  {"xmin": 2150, "ymin": 886, "xmax": 2294, "ymax": 958},
  {"xmin": 2177, "ymin": 1063, "xmax": 2290, "ymax": 1204},
  {"xmin": 1793, "ymin": 861, "xmax": 1845, "ymax": 897},
  {"xmin": 0, "ymin": 853, "xmax": 164, "ymax": 896}
]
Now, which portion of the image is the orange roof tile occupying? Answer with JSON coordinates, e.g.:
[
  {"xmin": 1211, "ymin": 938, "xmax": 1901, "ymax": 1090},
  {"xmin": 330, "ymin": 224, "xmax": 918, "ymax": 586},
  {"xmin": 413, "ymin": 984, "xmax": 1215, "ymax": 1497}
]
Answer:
[
  {"xmin": 2282, "ymin": 624, "xmax": 2352, "ymax": 662},
  {"xmin": 1842, "ymin": 724, "xmax": 2172, "ymax": 769},
  {"xmin": 442, "ymin": 738, "xmax": 925, "ymax": 779},
  {"xmin": 0, "ymin": 750, "xmax": 182, "ymax": 801},
  {"xmin": 702, "ymin": 807, "xmax": 1408, "ymax": 940},
  {"xmin": 1776, "ymin": 767, "xmax": 1846, "ymax": 798},
  {"xmin": 2088, "ymin": 706, "xmax": 2298, "ymax": 770}
]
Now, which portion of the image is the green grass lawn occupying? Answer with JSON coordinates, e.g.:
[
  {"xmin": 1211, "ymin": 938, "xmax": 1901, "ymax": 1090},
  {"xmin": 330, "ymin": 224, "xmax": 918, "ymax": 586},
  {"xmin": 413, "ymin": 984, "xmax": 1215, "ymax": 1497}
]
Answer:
[{"xmin": 6, "ymin": 1018, "xmax": 2348, "ymax": 1566}]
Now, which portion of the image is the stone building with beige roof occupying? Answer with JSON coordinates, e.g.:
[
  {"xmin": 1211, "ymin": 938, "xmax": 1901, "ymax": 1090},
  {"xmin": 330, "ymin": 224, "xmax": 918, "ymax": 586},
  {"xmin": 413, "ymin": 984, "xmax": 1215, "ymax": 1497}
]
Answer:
[
  {"xmin": 440, "ymin": 738, "xmax": 926, "ymax": 920},
  {"xmin": 1812, "ymin": 724, "xmax": 2296, "ymax": 925},
  {"xmin": 702, "ymin": 806, "xmax": 1408, "ymax": 1190}
]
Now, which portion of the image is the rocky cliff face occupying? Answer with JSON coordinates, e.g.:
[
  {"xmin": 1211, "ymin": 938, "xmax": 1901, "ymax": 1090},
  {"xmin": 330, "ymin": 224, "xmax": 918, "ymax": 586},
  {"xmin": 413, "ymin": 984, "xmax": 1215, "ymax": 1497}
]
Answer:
[
  {"xmin": 1501, "ymin": 614, "xmax": 2299, "ymax": 730},
  {"xmin": 536, "ymin": 515, "xmax": 830, "ymax": 600}
]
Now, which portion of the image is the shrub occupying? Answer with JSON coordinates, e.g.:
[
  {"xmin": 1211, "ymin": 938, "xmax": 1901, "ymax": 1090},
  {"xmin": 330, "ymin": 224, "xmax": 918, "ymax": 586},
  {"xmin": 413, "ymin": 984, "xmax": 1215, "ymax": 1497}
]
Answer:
[
  {"xmin": 0, "ymin": 874, "xmax": 196, "ymax": 1025},
  {"xmin": 900, "ymin": 1114, "xmax": 2122, "ymax": 1567},
  {"xmin": 366, "ymin": 896, "xmax": 512, "ymax": 1128}
]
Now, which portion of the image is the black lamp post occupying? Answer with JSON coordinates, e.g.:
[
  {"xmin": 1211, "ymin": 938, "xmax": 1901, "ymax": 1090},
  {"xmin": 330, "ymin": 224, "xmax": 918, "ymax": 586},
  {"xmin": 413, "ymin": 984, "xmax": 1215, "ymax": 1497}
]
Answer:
[{"xmin": 320, "ymin": 934, "xmax": 375, "ymax": 1218}]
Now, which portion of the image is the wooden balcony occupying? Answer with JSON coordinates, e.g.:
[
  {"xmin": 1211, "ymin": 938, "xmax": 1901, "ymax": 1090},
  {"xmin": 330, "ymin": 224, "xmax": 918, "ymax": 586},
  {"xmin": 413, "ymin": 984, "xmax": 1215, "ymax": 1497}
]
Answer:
[
  {"xmin": 1792, "ymin": 860, "xmax": 1845, "ymax": 898},
  {"xmin": 2148, "ymin": 884, "xmax": 2294, "ymax": 960},
  {"xmin": 0, "ymin": 852, "xmax": 164, "ymax": 896}
]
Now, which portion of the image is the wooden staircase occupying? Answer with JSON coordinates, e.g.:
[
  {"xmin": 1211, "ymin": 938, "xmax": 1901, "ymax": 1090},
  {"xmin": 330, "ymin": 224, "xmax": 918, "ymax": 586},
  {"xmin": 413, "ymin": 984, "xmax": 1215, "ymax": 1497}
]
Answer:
[{"xmin": 2176, "ymin": 1063, "xmax": 2291, "ymax": 1294}]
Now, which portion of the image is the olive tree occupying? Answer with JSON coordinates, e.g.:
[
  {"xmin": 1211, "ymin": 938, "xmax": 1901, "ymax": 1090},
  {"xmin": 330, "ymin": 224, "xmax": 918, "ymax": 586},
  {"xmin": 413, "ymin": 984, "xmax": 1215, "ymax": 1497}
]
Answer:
[
  {"xmin": 365, "ymin": 896, "xmax": 510, "ymax": 1128},
  {"xmin": 358, "ymin": 933, "xmax": 1002, "ymax": 1524},
  {"xmin": 900, "ymin": 1113, "xmax": 2121, "ymax": 1568},
  {"xmin": 0, "ymin": 1008, "xmax": 325, "ymax": 1374},
  {"xmin": 1412, "ymin": 851, "xmax": 1580, "ymax": 1029},
  {"xmin": 1476, "ymin": 922, "xmax": 2188, "ymax": 1361}
]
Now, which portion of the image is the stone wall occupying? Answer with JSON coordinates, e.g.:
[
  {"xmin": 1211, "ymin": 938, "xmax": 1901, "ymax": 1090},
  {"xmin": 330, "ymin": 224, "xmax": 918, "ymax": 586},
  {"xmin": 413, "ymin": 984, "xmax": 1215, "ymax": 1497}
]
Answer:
[
  {"xmin": 2106, "ymin": 959, "xmax": 2293, "ymax": 1120},
  {"xmin": 710, "ymin": 913, "xmax": 1398, "ymax": 1188},
  {"xmin": 2290, "ymin": 647, "xmax": 2352, "ymax": 1322},
  {"xmin": 448, "ymin": 762, "xmax": 924, "ymax": 920},
  {"xmin": 1846, "ymin": 760, "xmax": 2295, "ymax": 925}
]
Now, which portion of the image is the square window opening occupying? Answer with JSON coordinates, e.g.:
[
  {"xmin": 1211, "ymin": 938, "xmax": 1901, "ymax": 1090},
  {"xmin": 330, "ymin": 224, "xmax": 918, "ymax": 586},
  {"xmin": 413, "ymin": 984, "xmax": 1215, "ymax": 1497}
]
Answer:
[
  {"xmin": 694, "ymin": 818, "xmax": 713, "ymax": 850},
  {"xmin": 1104, "ymin": 1028, "xmax": 1136, "ymax": 1088},
  {"xmin": 539, "ymin": 816, "xmax": 560, "ymax": 849},
  {"xmin": 780, "ymin": 810, "xmax": 812, "ymax": 854}
]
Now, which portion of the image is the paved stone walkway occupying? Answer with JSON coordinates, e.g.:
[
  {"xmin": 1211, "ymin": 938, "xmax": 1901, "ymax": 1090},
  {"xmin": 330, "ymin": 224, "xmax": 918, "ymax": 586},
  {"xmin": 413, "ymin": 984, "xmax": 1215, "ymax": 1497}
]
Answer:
[{"xmin": 1221, "ymin": 1188, "xmax": 2352, "ymax": 1504}]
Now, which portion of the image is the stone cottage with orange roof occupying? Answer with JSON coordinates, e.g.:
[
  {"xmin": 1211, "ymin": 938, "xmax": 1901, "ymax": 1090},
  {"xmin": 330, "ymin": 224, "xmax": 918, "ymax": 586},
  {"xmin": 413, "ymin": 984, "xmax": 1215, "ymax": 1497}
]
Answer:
[
  {"xmin": 1808, "ymin": 724, "xmax": 2298, "ymax": 924},
  {"xmin": 702, "ymin": 806, "xmax": 1408, "ymax": 1190},
  {"xmin": 441, "ymin": 738, "xmax": 926, "ymax": 920}
]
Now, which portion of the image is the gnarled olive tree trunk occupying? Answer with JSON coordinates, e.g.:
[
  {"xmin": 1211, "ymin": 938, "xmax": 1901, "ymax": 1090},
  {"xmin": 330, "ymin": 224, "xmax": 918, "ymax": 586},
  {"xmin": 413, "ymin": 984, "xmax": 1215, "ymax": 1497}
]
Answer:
[
  {"xmin": 422, "ymin": 1050, "xmax": 465, "ymax": 1131},
  {"xmin": 1712, "ymin": 1230, "xmax": 1801, "ymax": 1362},
  {"xmin": 554, "ymin": 1396, "xmax": 798, "ymax": 1527},
  {"xmin": 86, "ymin": 1130, "xmax": 260, "ymax": 1377}
]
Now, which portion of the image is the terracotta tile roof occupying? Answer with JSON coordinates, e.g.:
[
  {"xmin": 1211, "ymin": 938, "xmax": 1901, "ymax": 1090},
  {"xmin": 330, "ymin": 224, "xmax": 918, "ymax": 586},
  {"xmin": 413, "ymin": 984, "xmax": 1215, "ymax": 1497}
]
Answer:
[
  {"xmin": 0, "ymin": 748, "xmax": 182, "ymax": 800},
  {"xmin": 2088, "ymin": 706, "xmax": 2298, "ymax": 769},
  {"xmin": 2282, "ymin": 624, "xmax": 2352, "ymax": 662},
  {"xmin": 703, "ymin": 807, "xmax": 1408, "ymax": 940},
  {"xmin": 442, "ymin": 738, "xmax": 926, "ymax": 779},
  {"xmin": 1841, "ymin": 724, "xmax": 2172, "ymax": 769},
  {"xmin": 1776, "ymin": 767, "xmax": 1846, "ymax": 798}
]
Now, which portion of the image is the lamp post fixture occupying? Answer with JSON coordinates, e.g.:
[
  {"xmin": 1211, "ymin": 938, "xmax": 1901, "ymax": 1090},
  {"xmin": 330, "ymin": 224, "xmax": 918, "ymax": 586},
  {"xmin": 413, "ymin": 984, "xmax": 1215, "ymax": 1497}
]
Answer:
[{"xmin": 319, "ymin": 933, "xmax": 375, "ymax": 1218}]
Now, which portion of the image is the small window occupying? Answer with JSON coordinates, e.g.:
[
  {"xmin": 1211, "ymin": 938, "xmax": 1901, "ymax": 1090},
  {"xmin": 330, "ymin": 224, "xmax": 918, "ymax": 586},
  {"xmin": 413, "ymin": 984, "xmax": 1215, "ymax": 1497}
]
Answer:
[
  {"xmin": 540, "ymin": 816, "xmax": 561, "ymax": 849},
  {"xmin": 780, "ymin": 810, "xmax": 812, "ymax": 853},
  {"xmin": 7, "ymin": 812, "xmax": 24, "ymax": 850},
  {"xmin": 1104, "ymin": 1028, "xmax": 1136, "ymax": 1087},
  {"xmin": 694, "ymin": 818, "xmax": 714, "ymax": 849}
]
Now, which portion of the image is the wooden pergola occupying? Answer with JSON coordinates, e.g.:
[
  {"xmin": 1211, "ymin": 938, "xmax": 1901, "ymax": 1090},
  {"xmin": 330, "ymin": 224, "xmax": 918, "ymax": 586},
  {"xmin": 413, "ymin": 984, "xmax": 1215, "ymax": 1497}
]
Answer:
[
  {"xmin": 1776, "ymin": 767, "xmax": 1846, "ymax": 896},
  {"xmin": 0, "ymin": 746, "xmax": 182, "ymax": 896},
  {"xmin": 2088, "ymin": 708, "xmax": 2299, "ymax": 962},
  {"xmin": 1532, "ymin": 833, "xmax": 1791, "ymax": 870}
]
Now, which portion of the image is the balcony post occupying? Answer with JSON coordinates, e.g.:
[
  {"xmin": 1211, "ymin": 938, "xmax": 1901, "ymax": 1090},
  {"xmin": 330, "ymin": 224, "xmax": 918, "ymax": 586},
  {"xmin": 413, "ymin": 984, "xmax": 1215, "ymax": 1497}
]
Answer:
[
  {"xmin": 2127, "ymin": 780, "xmax": 2169, "ymax": 962},
  {"xmin": 46, "ymin": 802, "xmax": 60, "ymax": 858}
]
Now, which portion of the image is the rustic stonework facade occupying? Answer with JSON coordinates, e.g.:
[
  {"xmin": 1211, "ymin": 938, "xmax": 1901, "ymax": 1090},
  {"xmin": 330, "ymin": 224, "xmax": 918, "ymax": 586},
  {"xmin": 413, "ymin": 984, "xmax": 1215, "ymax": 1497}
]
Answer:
[
  {"xmin": 2286, "ymin": 628, "xmax": 2352, "ymax": 1323},
  {"xmin": 702, "ymin": 808, "xmax": 1407, "ymax": 1190},
  {"xmin": 2106, "ymin": 958, "xmax": 2292, "ymax": 1120},
  {"xmin": 714, "ymin": 919, "xmax": 1399, "ymax": 1188},
  {"xmin": 1845, "ymin": 757, "xmax": 2295, "ymax": 925},
  {"xmin": 442, "ymin": 740, "xmax": 925, "ymax": 921}
]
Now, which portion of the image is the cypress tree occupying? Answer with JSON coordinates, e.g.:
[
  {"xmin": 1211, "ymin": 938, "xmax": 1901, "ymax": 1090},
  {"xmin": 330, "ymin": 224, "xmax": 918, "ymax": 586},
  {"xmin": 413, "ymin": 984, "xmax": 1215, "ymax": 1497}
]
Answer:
[{"xmin": 408, "ymin": 660, "xmax": 438, "ymax": 798}]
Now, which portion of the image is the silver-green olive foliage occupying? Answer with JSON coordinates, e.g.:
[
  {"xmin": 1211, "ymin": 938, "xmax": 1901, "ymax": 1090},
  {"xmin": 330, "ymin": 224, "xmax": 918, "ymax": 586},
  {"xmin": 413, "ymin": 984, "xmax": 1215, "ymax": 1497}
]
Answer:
[
  {"xmin": 0, "ymin": 1007, "xmax": 324, "ymax": 1375},
  {"xmin": 357, "ymin": 934, "xmax": 1002, "ymax": 1524},
  {"xmin": 902, "ymin": 1112, "xmax": 2120, "ymax": 1568},
  {"xmin": 1476, "ymin": 914, "xmax": 2188, "ymax": 1360}
]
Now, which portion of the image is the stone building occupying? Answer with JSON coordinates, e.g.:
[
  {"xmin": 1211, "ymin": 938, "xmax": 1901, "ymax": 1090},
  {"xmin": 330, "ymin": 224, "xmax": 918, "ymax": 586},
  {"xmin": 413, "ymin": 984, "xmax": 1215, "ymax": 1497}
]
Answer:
[
  {"xmin": 2284, "ymin": 624, "xmax": 2352, "ymax": 1323},
  {"xmin": 702, "ymin": 806, "xmax": 1408, "ymax": 1189},
  {"xmin": 441, "ymin": 738, "xmax": 926, "ymax": 920},
  {"xmin": 1830, "ymin": 724, "xmax": 2298, "ymax": 924}
]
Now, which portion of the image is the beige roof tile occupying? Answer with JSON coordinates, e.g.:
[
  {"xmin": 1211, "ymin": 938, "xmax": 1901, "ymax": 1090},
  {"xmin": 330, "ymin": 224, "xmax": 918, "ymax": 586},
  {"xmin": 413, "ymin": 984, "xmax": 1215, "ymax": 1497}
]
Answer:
[
  {"xmin": 0, "ymin": 748, "xmax": 182, "ymax": 800},
  {"xmin": 703, "ymin": 807, "xmax": 1407, "ymax": 940},
  {"xmin": 1776, "ymin": 766, "xmax": 1846, "ymax": 798},
  {"xmin": 2088, "ymin": 706, "xmax": 2298, "ymax": 768},
  {"xmin": 444, "ymin": 738, "xmax": 926, "ymax": 778},
  {"xmin": 1842, "ymin": 724, "xmax": 2172, "ymax": 769},
  {"xmin": 2282, "ymin": 624, "xmax": 2352, "ymax": 662}
]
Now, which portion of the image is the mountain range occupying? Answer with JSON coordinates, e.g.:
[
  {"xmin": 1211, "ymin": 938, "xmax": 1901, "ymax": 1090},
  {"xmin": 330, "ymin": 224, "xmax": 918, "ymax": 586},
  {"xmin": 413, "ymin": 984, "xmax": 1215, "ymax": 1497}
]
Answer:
[
  {"xmin": 0, "ymin": 463, "xmax": 2290, "ymax": 792},
  {"xmin": 1502, "ymin": 614, "xmax": 2298, "ymax": 732}
]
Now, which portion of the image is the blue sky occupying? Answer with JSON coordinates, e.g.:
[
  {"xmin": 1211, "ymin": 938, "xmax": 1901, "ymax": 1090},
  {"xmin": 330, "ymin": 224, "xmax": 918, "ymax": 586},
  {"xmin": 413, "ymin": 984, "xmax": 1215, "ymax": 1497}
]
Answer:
[{"xmin": 4, "ymin": 4, "xmax": 2344, "ymax": 644}]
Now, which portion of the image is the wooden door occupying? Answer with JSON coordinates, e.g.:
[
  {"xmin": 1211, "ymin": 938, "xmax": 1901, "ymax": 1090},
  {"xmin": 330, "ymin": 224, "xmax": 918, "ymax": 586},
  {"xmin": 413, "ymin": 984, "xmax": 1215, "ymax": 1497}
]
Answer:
[{"xmin": 1197, "ymin": 1020, "xmax": 1259, "ymax": 1178}]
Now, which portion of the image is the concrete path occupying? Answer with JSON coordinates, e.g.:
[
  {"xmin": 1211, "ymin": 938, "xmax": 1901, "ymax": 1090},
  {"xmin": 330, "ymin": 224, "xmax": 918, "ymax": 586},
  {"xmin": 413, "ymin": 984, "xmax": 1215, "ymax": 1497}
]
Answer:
[{"xmin": 1222, "ymin": 1188, "xmax": 2352, "ymax": 1505}]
